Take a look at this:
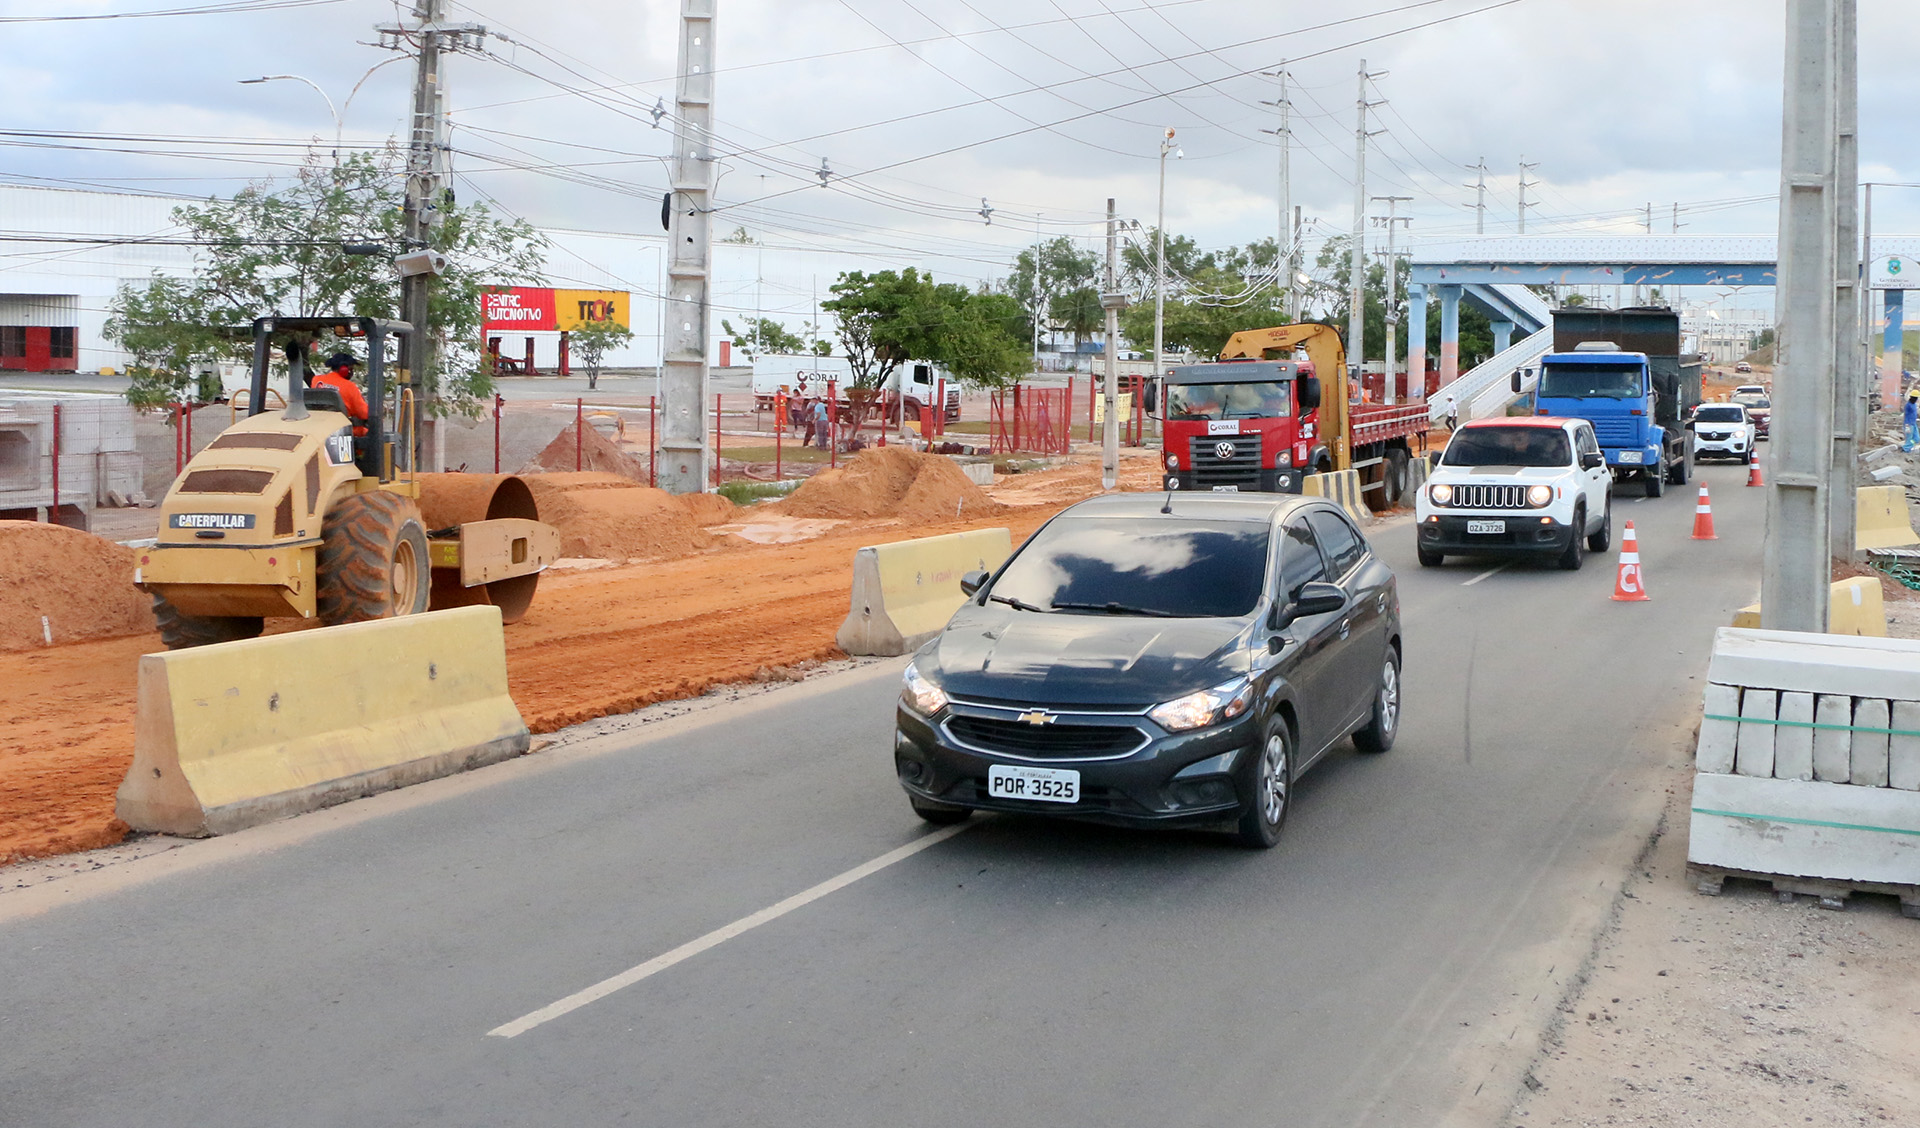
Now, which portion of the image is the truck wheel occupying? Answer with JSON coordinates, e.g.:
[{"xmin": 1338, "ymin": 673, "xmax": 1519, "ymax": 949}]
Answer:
[
  {"xmin": 1381, "ymin": 448, "xmax": 1410, "ymax": 506},
  {"xmin": 1668, "ymin": 446, "xmax": 1691, "ymax": 485},
  {"xmin": 1643, "ymin": 469, "xmax": 1664, "ymax": 498},
  {"xmin": 1557, "ymin": 506, "xmax": 1586, "ymax": 571},
  {"xmin": 317, "ymin": 490, "xmax": 431, "ymax": 626},
  {"xmin": 152, "ymin": 593, "xmax": 263, "ymax": 651}
]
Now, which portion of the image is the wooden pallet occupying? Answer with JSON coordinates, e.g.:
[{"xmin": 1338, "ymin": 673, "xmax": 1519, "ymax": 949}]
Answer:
[{"xmin": 1687, "ymin": 862, "xmax": 1920, "ymax": 917}]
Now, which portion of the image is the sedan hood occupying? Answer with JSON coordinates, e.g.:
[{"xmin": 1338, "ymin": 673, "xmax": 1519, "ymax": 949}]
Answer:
[{"xmin": 923, "ymin": 602, "xmax": 1253, "ymax": 707}]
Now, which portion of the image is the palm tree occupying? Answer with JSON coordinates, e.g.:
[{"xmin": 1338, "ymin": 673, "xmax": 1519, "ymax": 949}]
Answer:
[{"xmin": 1051, "ymin": 286, "xmax": 1104, "ymax": 368}]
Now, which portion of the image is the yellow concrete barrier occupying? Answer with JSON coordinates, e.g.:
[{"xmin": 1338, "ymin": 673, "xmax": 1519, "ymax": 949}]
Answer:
[
  {"xmin": 116, "ymin": 606, "xmax": 529, "ymax": 836},
  {"xmin": 1856, "ymin": 485, "xmax": 1920, "ymax": 551},
  {"xmin": 1731, "ymin": 577, "xmax": 1887, "ymax": 638},
  {"xmin": 1304, "ymin": 468, "xmax": 1367, "ymax": 522},
  {"xmin": 836, "ymin": 528, "xmax": 1013, "ymax": 657}
]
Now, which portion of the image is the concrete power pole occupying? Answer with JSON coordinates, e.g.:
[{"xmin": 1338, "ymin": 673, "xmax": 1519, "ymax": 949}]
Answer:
[
  {"xmin": 1517, "ymin": 159, "xmax": 1540, "ymax": 234},
  {"xmin": 1829, "ymin": 0, "xmax": 1860, "ymax": 563},
  {"xmin": 1466, "ymin": 158, "xmax": 1488, "ymax": 235},
  {"xmin": 1766, "ymin": 0, "xmax": 1838, "ymax": 632},
  {"xmin": 1261, "ymin": 64, "xmax": 1291, "ymax": 320},
  {"xmin": 658, "ymin": 0, "xmax": 716, "ymax": 495},
  {"xmin": 1349, "ymin": 61, "xmax": 1385, "ymax": 385},
  {"xmin": 378, "ymin": 0, "xmax": 484, "ymax": 471},
  {"xmin": 1372, "ymin": 197, "xmax": 1411, "ymax": 405},
  {"xmin": 1100, "ymin": 199, "xmax": 1126, "ymax": 491}
]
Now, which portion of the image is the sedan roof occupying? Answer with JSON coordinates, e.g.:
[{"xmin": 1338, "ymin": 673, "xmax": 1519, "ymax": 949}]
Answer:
[{"xmin": 1062, "ymin": 491, "xmax": 1326, "ymax": 523}]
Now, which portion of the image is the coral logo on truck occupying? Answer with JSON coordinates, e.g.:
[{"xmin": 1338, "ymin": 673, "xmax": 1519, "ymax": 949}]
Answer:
[{"xmin": 171, "ymin": 513, "xmax": 255, "ymax": 530}]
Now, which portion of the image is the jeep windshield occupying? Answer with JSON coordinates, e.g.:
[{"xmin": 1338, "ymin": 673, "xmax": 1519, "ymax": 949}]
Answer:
[
  {"xmin": 1443, "ymin": 427, "xmax": 1572, "ymax": 468},
  {"xmin": 987, "ymin": 517, "xmax": 1269, "ymax": 618},
  {"xmin": 1166, "ymin": 382, "xmax": 1291, "ymax": 420},
  {"xmin": 1538, "ymin": 363, "xmax": 1643, "ymax": 399}
]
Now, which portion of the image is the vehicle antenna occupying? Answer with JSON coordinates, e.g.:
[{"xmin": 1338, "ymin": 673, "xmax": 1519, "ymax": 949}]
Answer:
[{"xmin": 1160, "ymin": 489, "xmax": 1174, "ymax": 515}]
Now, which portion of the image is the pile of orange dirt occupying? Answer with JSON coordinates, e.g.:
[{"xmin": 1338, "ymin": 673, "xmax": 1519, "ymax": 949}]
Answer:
[
  {"xmin": 777, "ymin": 446, "xmax": 1004, "ymax": 523},
  {"xmin": 518, "ymin": 473, "xmax": 715, "ymax": 560},
  {"xmin": 522, "ymin": 419, "xmax": 649, "ymax": 481},
  {"xmin": 678, "ymin": 491, "xmax": 739, "ymax": 527},
  {"xmin": 0, "ymin": 522, "xmax": 154, "ymax": 652}
]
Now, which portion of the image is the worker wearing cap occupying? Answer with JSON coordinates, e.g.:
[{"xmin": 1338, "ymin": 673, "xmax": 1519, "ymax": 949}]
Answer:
[{"xmin": 311, "ymin": 352, "xmax": 370, "ymax": 437}]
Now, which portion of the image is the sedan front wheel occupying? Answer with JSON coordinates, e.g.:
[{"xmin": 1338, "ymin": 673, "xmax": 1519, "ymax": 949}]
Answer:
[
  {"xmin": 1352, "ymin": 648, "xmax": 1401, "ymax": 754},
  {"xmin": 1234, "ymin": 718, "xmax": 1294, "ymax": 849}
]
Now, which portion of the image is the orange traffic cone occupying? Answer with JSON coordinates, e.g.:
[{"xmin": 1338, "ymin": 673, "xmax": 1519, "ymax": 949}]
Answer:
[
  {"xmin": 1746, "ymin": 448, "xmax": 1764, "ymax": 487},
  {"xmin": 1691, "ymin": 484, "xmax": 1717, "ymax": 540},
  {"xmin": 1612, "ymin": 521, "xmax": 1650, "ymax": 602}
]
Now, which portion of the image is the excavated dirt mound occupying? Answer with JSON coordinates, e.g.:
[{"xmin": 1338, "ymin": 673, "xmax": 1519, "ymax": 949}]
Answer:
[
  {"xmin": 522, "ymin": 420, "xmax": 649, "ymax": 481},
  {"xmin": 778, "ymin": 446, "xmax": 1004, "ymax": 523},
  {"xmin": 678, "ymin": 491, "xmax": 739, "ymax": 527},
  {"xmin": 518, "ymin": 473, "xmax": 714, "ymax": 560},
  {"xmin": 0, "ymin": 522, "xmax": 154, "ymax": 652}
]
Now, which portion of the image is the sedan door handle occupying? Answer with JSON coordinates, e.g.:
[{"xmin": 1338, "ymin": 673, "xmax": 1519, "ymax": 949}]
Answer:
[{"xmin": 1339, "ymin": 619, "xmax": 1351, "ymax": 640}]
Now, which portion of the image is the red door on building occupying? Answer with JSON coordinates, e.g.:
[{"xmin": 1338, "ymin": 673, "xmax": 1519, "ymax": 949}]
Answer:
[{"xmin": 0, "ymin": 326, "xmax": 78, "ymax": 372}]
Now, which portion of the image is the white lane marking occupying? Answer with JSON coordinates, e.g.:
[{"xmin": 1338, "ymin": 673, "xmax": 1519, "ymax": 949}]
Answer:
[
  {"xmin": 487, "ymin": 822, "xmax": 976, "ymax": 1038},
  {"xmin": 1462, "ymin": 562, "xmax": 1510, "ymax": 586}
]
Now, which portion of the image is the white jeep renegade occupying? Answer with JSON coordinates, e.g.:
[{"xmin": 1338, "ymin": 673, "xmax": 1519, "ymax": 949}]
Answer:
[{"xmin": 1415, "ymin": 417, "xmax": 1613, "ymax": 570}]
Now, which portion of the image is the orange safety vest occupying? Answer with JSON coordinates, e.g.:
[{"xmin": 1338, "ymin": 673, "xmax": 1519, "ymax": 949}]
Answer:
[{"xmin": 312, "ymin": 371, "xmax": 369, "ymax": 435}]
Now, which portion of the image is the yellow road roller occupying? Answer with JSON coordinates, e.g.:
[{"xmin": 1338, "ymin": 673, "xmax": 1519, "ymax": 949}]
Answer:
[{"xmin": 135, "ymin": 315, "xmax": 559, "ymax": 649}]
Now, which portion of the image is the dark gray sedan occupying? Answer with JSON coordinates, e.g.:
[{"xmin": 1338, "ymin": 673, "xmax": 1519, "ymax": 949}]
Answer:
[{"xmin": 893, "ymin": 492, "xmax": 1402, "ymax": 848}]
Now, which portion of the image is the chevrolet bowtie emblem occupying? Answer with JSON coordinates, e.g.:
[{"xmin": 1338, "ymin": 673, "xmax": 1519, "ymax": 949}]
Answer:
[{"xmin": 1016, "ymin": 710, "xmax": 1057, "ymax": 725}]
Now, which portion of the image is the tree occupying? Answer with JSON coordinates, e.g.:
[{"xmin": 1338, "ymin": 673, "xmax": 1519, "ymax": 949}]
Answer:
[
  {"xmin": 720, "ymin": 316, "xmax": 806, "ymax": 361},
  {"xmin": 1007, "ymin": 236, "xmax": 1098, "ymax": 350},
  {"xmin": 822, "ymin": 269, "xmax": 1029, "ymax": 391},
  {"xmin": 104, "ymin": 148, "xmax": 546, "ymax": 415},
  {"xmin": 1049, "ymin": 286, "xmax": 1104, "ymax": 357},
  {"xmin": 568, "ymin": 318, "xmax": 633, "ymax": 391}
]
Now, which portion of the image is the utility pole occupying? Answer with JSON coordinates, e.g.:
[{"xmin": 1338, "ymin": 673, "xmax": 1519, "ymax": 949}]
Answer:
[
  {"xmin": 1291, "ymin": 205, "xmax": 1303, "ymax": 322},
  {"xmin": 1372, "ymin": 197, "xmax": 1411, "ymax": 405},
  {"xmin": 657, "ymin": 0, "xmax": 716, "ymax": 495},
  {"xmin": 1829, "ymin": 0, "xmax": 1860, "ymax": 563},
  {"xmin": 1465, "ymin": 158, "xmax": 1489, "ymax": 235},
  {"xmin": 1030, "ymin": 213, "xmax": 1044, "ymax": 374},
  {"xmin": 1261, "ymin": 64, "xmax": 1291, "ymax": 319},
  {"xmin": 1100, "ymin": 199, "xmax": 1128, "ymax": 491},
  {"xmin": 377, "ymin": 0, "xmax": 485, "ymax": 471},
  {"xmin": 1349, "ymin": 61, "xmax": 1386, "ymax": 387},
  {"xmin": 1517, "ymin": 159, "xmax": 1540, "ymax": 234},
  {"xmin": 1155, "ymin": 128, "xmax": 1179, "ymax": 397},
  {"xmin": 1766, "ymin": 0, "xmax": 1838, "ymax": 631}
]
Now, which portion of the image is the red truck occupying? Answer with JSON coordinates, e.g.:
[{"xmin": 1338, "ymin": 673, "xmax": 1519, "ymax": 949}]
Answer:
[{"xmin": 1158, "ymin": 323, "xmax": 1429, "ymax": 509}]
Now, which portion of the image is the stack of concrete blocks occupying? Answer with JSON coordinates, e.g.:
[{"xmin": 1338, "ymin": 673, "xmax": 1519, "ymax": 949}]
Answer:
[
  {"xmin": 1689, "ymin": 627, "xmax": 1920, "ymax": 915},
  {"xmin": 0, "ymin": 390, "xmax": 143, "ymax": 530}
]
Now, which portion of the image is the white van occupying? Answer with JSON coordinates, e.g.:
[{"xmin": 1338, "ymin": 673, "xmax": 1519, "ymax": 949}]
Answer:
[
  {"xmin": 752, "ymin": 355, "xmax": 853, "ymax": 407},
  {"xmin": 882, "ymin": 360, "xmax": 961, "ymax": 423}
]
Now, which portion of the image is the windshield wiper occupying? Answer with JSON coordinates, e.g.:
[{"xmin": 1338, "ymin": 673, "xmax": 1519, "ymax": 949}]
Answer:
[
  {"xmin": 989, "ymin": 594, "xmax": 1050, "ymax": 613},
  {"xmin": 1049, "ymin": 600, "xmax": 1177, "ymax": 617}
]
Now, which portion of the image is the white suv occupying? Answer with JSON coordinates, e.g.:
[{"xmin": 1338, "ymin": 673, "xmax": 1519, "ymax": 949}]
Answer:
[
  {"xmin": 1689, "ymin": 403, "xmax": 1754, "ymax": 460},
  {"xmin": 1415, "ymin": 417, "xmax": 1612, "ymax": 571}
]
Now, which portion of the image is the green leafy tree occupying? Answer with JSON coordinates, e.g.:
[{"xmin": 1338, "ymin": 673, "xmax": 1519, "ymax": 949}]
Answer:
[
  {"xmin": 720, "ymin": 316, "xmax": 807, "ymax": 361},
  {"xmin": 1049, "ymin": 286, "xmax": 1104, "ymax": 357},
  {"xmin": 568, "ymin": 318, "xmax": 634, "ymax": 391},
  {"xmin": 104, "ymin": 148, "xmax": 546, "ymax": 414},
  {"xmin": 823, "ymin": 269, "xmax": 1028, "ymax": 391}
]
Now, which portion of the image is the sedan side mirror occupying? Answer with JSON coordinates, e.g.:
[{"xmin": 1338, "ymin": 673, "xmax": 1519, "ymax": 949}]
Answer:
[
  {"xmin": 1580, "ymin": 451, "xmax": 1604, "ymax": 469},
  {"xmin": 959, "ymin": 569, "xmax": 987, "ymax": 597},
  {"xmin": 1269, "ymin": 581, "xmax": 1347, "ymax": 630}
]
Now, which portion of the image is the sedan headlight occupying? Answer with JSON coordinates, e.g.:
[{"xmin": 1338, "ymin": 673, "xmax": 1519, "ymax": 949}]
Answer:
[
  {"xmin": 1149, "ymin": 677, "xmax": 1254, "ymax": 733},
  {"xmin": 901, "ymin": 662, "xmax": 949, "ymax": 715},
  {"xmin": 1526, "ymin": 484, "xmax": 1553, "ymax": 507},
  {"xmin": 1428, "ymin": 483, "xmax": 1453, "ymax": 506}
]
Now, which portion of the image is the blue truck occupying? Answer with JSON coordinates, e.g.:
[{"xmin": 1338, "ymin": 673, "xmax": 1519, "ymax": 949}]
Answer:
[{"xmin": 1511, "ymin": 307, "xmax": 1702, "ymax": 498}]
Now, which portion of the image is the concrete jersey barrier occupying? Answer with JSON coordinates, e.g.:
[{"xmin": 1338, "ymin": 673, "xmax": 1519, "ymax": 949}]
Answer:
[
  {"xmin": 117, "ymin": 605, "xmax": 530, "ymax": 836},
  {"xmin": 1304, "ymin": 468, "xmax": 1367, "ymax": 522},
  {"xmin": 836, "ymin": 527, "xmax": 1013, "ymax": 657},
  {"xmin": 1731, "ymin": 576, "xmax": 1887, "ymax": 638},
  {"xmin": 1856, "ymin": 484, "xmax": 1920, "ymax": 551}
]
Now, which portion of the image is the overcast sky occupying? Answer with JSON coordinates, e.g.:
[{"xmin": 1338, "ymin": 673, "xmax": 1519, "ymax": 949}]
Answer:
[{"xmin": 4, "ymin": 0, "xmax": 1917, "ymax": 294}]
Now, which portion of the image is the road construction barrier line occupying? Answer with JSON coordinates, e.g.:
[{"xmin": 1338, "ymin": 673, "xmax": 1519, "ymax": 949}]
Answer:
[
  {"xmin": 1304, "ymin": 469, "xmax": 1367, "ymax": 522},
  {"xmin": 116, "ymin": 606, "xmax": 529, "ymax": 837},
  {"xmin": 836, "ymin": 527, "xmax": 1013, "ymax": 657},
  {"xmin": 1856, "ymin": 485, "xmax": 1920, "ymax": 551}
]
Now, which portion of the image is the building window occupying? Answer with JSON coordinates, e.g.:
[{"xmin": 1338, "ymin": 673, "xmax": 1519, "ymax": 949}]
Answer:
[
  {"xmin": 49, "ymin": 326, "xmax": 76, "ymax": 359},
  {"xmin": 0, "ymin": 327, "xmax": 23, "ymax": 358}
]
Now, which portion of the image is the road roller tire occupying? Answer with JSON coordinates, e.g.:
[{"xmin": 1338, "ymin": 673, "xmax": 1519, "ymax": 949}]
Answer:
[
  {"xmin": 317, "ymin": 490, "xmax": 431, "ymax": 626},
  {"xmin": 152, "ymin": 593, "xmax": 263, "ymax": 651}
]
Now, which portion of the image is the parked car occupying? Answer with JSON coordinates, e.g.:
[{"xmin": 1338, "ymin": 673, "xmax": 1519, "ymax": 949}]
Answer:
[
  {"xmin": 1690, "ymin": 403, "xmax": 1755, "ymax": 461},
  {"xmin": 1734, "ymin": 361, "xmax": 1753, "ymax": 373},
  {"xmin": 893, "ymin": 492, "xmax": 1402, "ymax": 849},
  {"xmin": 1743, "ymin": 397, "xmax": 1770, "ymax": 438},
  {"xmin": 1414, "ymin": 417, "xmax": 1613, "ymax": 570}
]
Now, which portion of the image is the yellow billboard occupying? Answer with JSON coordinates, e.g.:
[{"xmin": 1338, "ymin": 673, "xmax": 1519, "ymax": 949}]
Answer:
[{"xmin": 554, "ymin": 289, "xmax": 631, "ymax": 331}]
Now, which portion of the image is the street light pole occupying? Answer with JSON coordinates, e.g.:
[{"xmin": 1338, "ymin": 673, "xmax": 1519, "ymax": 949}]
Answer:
[
  {"xmin": 1155, "ymin": 128, "xmax": 1179, "ymax": 395},
  {"xmin": 239, "ymin": 74, "xmax": 342, "ymax": 159}
]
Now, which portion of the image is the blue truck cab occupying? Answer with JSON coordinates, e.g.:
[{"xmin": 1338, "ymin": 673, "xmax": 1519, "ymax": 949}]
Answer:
[{"xmin": 1512, "ymin": 308, "xmax": 1700, "ymax": 498}]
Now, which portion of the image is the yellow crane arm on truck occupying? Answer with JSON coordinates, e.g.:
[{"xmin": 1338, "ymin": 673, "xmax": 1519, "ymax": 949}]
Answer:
[{"xmin": 1216, "ymin": 323, "xmax": 1351, "ymax": 471}]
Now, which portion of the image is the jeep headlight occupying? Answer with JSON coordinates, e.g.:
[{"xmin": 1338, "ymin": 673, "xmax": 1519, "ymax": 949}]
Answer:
[
  {"xmin": 1149, "ymin": 677, "xmax": 1253, "ymax": 733},
  {"xmin": 1429, "ymin": 483, "xmax": 1453, "ymax": 506},
  {"xmin": 1526, "ymin": 485, "xmax": 1553, "ymax": 507},
  {"xmin": 901, "ymin": 662, "xmax": 949, "ymax": 715}
]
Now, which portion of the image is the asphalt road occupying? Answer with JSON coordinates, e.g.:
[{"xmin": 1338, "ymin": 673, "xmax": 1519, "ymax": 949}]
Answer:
[{"xmin": 1, "ymin": 458, "xmax": 1769, "ymax": 1128}]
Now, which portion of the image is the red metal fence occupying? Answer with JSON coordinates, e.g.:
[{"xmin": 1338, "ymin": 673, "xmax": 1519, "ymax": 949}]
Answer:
[{"xmin": 990, "ymin": 384, "xmax": 1071, "ymax": 456}]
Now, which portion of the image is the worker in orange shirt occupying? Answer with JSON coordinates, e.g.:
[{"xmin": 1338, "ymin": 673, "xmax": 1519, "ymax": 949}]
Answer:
[{"xmin": 312, "ymin": 352, "xmax": 371, "ymax": 436}]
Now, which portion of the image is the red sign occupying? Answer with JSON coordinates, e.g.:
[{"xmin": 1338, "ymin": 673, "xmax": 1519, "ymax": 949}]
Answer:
[{"xmin": 482, "ymin": 287, "xmax": 556, "ymax": 332}]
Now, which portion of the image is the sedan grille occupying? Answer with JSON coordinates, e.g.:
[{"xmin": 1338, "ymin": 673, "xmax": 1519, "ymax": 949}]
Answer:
[
  {"xmin": 945, "ymin": 715, "xmax": 1147, "ymax": 760},
  {"xmin": 1446, "ymin": 483, "xmax": 1530, "ymax": 509},
  {"xmin": 1188, "ymin": 434, "xmax": 1263, "ymax": 488}
]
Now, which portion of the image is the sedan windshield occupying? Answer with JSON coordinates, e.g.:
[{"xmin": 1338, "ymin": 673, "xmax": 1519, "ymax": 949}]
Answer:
[
  {"xmin": 1165, "ymin": 382, "xmax": 1291, "ymax": 420},
  {"xmin": 1539, "ymin": 363, "xmax": 1643, "ymax": 399},
  {"xmin": 988, "ymin": 517, "xmax": 1269, "ymax": 618},
  {"xmin": 1443, "ymin": 427, "xmax": 1571, "ymax": 468},
  {"xmin": 1694, "ymin": 406, "xmax": 1745, "ymax": 423}
]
